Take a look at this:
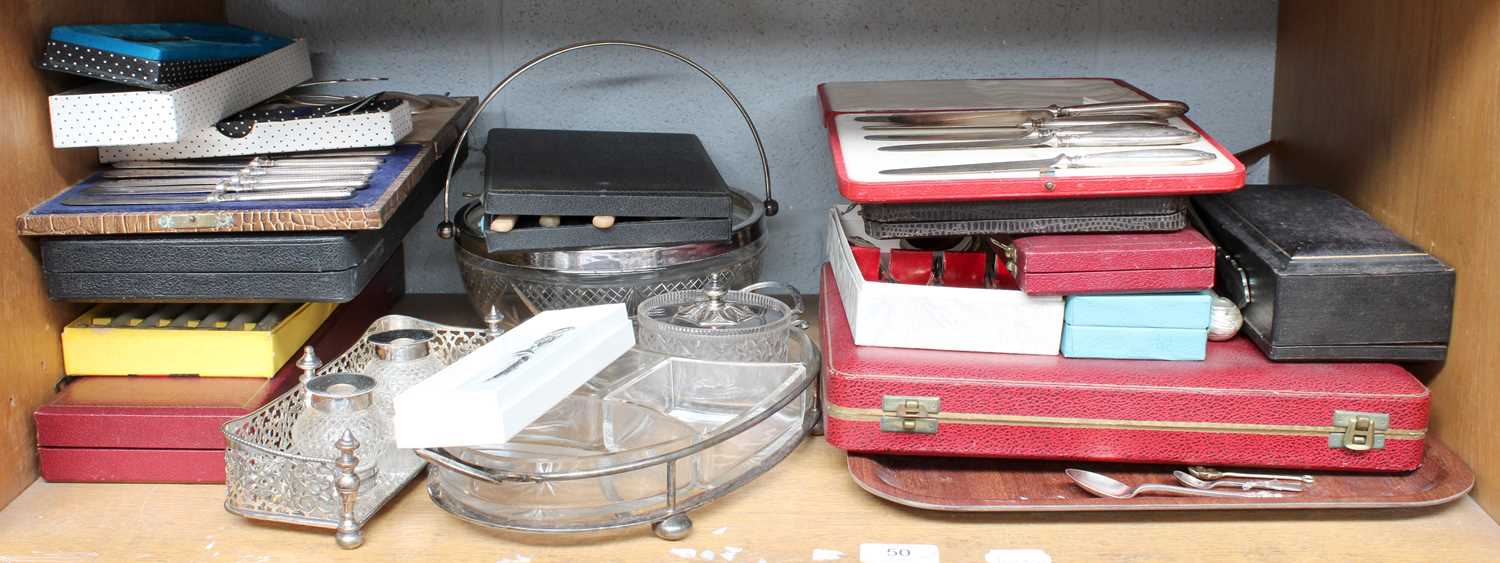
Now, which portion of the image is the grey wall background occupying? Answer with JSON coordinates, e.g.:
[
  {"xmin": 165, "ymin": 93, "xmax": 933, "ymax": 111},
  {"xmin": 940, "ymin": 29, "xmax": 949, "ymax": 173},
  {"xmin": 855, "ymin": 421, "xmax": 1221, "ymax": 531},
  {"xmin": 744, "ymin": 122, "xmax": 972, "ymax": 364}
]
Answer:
[{"xmin": 227, "ymin": 0, "xmax": 1278, "ymax": 293}]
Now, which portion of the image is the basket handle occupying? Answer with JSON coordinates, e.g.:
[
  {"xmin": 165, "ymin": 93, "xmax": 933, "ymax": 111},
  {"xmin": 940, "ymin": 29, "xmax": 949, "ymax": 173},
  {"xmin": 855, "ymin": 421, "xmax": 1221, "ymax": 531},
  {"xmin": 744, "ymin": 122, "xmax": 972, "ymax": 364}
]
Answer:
[{"xmin": 436, "ymin": 40, "xmax": 777, "ymax": 240}]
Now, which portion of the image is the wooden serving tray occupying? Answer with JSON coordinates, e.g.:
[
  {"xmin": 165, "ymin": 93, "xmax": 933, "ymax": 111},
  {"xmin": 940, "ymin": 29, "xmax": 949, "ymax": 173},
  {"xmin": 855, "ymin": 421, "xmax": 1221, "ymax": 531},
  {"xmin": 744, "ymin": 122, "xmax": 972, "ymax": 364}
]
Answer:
[{"xmin": 848, "ymin": 439, "xmax": 1473, "ymax": 511}]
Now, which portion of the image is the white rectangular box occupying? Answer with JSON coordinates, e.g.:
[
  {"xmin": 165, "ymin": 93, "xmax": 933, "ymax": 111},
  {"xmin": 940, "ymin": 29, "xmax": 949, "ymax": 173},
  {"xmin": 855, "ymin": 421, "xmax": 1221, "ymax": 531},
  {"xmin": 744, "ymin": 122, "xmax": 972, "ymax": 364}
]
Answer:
[
  {"xmin": 98, "ymin": 101, "xmax": 413, "ymax": 162},
  {"xmin": 824, "ymin": 207, "xmax": 1064, "ymax": 355},
  {"xmin": 393, "ymin": 304, "xmax": 634, "ymax": 449},
  {"xmin": 49, "ymin": 39, "xmax": 312, "ymax": 148}
]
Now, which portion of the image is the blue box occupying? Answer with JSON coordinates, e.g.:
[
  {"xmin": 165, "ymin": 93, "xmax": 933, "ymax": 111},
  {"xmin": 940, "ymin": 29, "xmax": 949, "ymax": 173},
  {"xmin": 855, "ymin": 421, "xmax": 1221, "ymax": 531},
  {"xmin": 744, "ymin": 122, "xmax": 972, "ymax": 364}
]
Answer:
[
  {"xmin": 1062, "ymin": 292, "xmax": 1210, "ymax": 360},
  {"xmin": 1061, "ymin": 325, "xmax": 1209, "ymax": 361}
]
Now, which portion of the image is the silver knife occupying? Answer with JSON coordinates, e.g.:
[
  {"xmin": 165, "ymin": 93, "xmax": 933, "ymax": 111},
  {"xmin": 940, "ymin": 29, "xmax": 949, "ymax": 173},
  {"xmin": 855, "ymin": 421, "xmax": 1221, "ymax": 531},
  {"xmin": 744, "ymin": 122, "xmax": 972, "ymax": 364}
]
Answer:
[
  {"xmin": 186, "ymin": 149, "xmax": 394, "ymax": 163},
  {"xmin": 878, "ymin": 126, "xmax": 1200, "ymax": 152},
  {"xmin": 111, "ymin": 156, "xmax": 384, "ymax": 169},
  {"xmin": 861, "ymin": 117, "xmax": 1170, "ymax": 132},
  {"xmin": 865, "ymin": 123, "xmax": 1187, "ymax": 141},
  {"xmin": 63, "ymin": 187, "xmax": 358, "ymax": 206},
  {"xmin": 83, "ymin": 178, "xmax": 370, "ymax": 195},
  {"xmin": 98, "ymin": 166, "xmax": 378, "ymax": 179},
  {"xmin": 277, "ymin": 148, "xmax": 393, "ymax": 158},
  {"xmin": 93, "ymin": 174, "xmax": 371, "ymax": 189},
  {"xmin": 855, "ymin": 100, "xmax": 1188, "ymax": 126},
  {"xmin": 878, "ymin": 148, "xmax": 1217, "ymax": 176}
]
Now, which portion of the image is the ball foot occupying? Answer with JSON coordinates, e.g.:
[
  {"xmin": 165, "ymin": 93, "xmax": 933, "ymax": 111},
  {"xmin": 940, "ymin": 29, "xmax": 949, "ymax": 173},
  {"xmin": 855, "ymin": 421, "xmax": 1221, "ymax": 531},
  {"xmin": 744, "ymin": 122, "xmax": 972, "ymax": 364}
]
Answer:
[{"xmin": 653, "ymin": 513, "xmax": 693, "ymax": 541}]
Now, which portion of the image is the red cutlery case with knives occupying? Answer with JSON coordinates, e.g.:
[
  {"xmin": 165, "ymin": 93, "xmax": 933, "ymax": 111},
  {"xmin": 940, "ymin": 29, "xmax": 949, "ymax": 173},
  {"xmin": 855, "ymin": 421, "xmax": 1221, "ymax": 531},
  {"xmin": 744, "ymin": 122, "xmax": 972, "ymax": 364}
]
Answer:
[
  {"xmin": 818, "ymin": 78, "xmax": 1245, "ymax": 204},
  {"xmin": 1010, "ymin": 228, "xmax": 1215, "ymax": 295},
  {"xmin": 820, "ymin": 266, "xmax": 1429, "ymax": 472},
  {"xmin": 34, "ymin": 259, "xmax": 401, "ymax": 483}
]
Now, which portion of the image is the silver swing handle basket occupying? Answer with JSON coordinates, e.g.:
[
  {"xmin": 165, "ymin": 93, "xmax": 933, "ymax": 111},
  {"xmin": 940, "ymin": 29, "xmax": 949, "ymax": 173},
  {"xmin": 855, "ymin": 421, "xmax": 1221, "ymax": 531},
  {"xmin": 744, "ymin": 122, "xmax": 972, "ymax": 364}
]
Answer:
[{"xmin": 435, "ymin": 39, "xmax": 778, "ymax": 240}]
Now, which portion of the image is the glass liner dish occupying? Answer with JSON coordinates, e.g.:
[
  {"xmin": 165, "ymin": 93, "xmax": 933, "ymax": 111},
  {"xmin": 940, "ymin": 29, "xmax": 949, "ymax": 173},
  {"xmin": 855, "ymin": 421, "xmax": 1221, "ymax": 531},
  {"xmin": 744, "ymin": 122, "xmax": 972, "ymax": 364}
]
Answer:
[
  {"xmin": 454, "ymin": 187, "xmax": 766, "ymax": 323},
  {"xmin": 222, "ymin": 315, "xmax": 498, "ymax": 549},
  {"xmin": 635, "ymin": 279, "xmax": 803, "ymax": 362},
  {"xmin": 418, "ymin": 329, "xmax": 818, "ymax": 537}
]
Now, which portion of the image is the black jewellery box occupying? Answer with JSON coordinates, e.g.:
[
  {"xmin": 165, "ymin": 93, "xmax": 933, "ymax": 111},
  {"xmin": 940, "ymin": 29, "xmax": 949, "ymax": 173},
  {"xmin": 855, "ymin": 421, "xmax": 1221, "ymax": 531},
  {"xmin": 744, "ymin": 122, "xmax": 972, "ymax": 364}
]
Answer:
[
  {"xmin": 479, "ymin": 128, "xmax": 734, "ymax": 252},
  {"xmin": 1194, "ymin": 185, "xmax": 1455, "ymax": 362}
]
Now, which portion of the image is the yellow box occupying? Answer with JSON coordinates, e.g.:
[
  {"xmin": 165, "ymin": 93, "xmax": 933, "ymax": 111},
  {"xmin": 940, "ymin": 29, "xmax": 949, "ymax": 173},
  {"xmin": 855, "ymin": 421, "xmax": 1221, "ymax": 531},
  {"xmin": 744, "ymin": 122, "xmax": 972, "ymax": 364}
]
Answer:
[{"xmin": 61, "ymin": 302, "xmax": 337, "ymax": 378}]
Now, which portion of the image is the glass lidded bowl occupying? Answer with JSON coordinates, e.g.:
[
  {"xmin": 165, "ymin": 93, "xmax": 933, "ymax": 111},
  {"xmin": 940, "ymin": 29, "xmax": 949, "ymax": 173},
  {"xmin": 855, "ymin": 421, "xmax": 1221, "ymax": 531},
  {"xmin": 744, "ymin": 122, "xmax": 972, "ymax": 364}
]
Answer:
[
  {"xmin": 634, "ymin": 273, "xmax": 803, "ymax": 362},
  {"xmin": 420, "ymin": 329, "xmax": 817, "ymax": 534}
]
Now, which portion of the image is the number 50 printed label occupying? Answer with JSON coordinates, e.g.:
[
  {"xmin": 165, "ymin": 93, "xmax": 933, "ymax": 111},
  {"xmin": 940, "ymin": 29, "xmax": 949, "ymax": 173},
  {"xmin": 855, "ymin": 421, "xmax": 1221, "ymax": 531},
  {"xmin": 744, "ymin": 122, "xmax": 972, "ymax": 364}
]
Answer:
[{"xmin": 859, "ymin": 543, "xmax": 940, "ymax": 563}]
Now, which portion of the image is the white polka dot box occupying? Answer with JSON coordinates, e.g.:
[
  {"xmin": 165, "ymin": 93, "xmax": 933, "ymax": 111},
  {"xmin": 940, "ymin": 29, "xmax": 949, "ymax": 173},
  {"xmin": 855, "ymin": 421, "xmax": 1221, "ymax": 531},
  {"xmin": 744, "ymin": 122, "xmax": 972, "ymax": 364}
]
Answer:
[
  {"xmin": 47, "ymin": 40, "xmax": 312, "ymax": 149},
  {"xmin": 97, "ymin": 100, "xmax": 414, "ymax": 162}
]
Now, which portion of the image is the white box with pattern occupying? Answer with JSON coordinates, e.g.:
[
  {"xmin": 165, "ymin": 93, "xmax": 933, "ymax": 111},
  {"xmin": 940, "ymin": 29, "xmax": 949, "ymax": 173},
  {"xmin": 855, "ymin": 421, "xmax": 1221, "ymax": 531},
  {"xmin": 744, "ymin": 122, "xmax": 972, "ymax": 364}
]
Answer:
[{"xmin": 48, "ymin": 40, "xmax": 311, "ymax": 148}]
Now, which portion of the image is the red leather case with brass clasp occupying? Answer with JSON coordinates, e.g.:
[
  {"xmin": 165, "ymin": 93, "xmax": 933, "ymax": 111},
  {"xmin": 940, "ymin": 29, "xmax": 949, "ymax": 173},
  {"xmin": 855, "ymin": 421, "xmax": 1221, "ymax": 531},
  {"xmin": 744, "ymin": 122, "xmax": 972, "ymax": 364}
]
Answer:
[{"xmin": 820, "ymin": 265, "xmax": 1428, "ymax": 472}]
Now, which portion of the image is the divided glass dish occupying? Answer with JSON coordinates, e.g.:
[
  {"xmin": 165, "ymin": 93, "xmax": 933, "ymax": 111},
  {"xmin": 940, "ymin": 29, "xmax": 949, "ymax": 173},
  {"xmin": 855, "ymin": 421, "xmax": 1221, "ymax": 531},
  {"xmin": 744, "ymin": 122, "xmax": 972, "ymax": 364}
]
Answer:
[{"xmin": 419, "ymin": 328, "xmax": 819, "ymax": 538}]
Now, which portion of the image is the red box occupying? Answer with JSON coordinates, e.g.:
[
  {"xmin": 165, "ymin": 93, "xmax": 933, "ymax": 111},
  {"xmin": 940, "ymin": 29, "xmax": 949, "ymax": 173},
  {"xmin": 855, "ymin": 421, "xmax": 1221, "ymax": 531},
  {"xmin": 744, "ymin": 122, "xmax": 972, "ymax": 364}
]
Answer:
[
  {"xmin": 819, "ymin": 78, "xmax": 1245, "ymax": 204},
  {"xmin": 820, "ymin": 266, "xmax": 1428, "ymax": 472},
  {"xmin": 1011, "ymin": 228, "xmax": 1215, "ymax": 295}
]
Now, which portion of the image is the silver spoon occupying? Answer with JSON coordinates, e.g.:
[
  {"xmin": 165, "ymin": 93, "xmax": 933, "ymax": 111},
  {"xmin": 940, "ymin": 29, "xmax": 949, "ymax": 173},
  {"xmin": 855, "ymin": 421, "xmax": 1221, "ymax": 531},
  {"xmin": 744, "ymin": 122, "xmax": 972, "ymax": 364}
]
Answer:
[
  {"xmin": 1065, "ymin": 469, "xmax": 1284, "ymax": 499},
  {"xmin": 1172, "ymin": 471, "xmax": 1304, "ymax": 492}
]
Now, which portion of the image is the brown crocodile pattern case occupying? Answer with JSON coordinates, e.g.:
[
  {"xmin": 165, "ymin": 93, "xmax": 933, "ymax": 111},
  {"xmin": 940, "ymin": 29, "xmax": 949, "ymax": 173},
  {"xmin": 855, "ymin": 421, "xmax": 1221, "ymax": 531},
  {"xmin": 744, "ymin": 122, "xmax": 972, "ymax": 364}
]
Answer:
[{"xmin": 16, "ymin": 97, "xmax": 476, "ymax": 236}]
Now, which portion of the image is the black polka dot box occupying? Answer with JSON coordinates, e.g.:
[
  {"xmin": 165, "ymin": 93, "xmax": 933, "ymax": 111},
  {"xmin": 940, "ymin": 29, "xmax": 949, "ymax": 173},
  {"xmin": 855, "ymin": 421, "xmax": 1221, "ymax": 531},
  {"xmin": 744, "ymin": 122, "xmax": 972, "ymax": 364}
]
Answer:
[
  {"xmin": 37, "ymin": 23, "xmax": 292, "ymax": 90},
  {"xmin": 39, "ymin": 40, "xmax": 254, "ymax": 91},
  {"xmin": 98, "ymin": 98, "xmax": 414, "ymax": 162},
  {"xmin": 47, "ymin": 40, "xmax": 311, "ymax": 149}
]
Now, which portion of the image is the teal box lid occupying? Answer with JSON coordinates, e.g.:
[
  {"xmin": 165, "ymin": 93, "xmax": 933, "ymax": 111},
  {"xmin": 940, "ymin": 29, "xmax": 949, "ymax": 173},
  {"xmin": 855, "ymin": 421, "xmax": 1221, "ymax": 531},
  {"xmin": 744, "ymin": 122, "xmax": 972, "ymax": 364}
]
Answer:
[
  {"xmin": 1064, "ymin": 291, "xmax": 1211, "ymax": 329},
  {"xmin": 50, "ymin": 23, "xmax": 290, "ymax": 62}
]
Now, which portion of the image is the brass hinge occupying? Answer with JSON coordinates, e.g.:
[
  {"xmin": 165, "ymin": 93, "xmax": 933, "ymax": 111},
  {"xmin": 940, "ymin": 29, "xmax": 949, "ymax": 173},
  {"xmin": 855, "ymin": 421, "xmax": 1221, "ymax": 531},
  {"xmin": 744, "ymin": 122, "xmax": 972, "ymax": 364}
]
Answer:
[
  {"xmin": 1329, "ymin": 410, "xmax": 1389, "ymax": 451},
  {"xmin": 879, "ymin": 395, "xmax": 940, "ymax": 434}
]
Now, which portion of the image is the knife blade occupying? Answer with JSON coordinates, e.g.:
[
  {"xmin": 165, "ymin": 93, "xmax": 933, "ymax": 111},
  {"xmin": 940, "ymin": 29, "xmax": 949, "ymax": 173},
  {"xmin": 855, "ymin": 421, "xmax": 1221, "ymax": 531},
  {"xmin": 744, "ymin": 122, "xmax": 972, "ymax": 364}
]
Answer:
[
  {"xmin": 878, "ymin": 125, "xmax": 1200, "ymax": 152},
  {"xmin": 860, "ymin": 117, "xmax": 1172, "ymax": 132},
  {"xmin": 865, "ymin": 123, "xmax": 1190, "ymax": 141},
  {"xmin": 111, "ymin": 156, "xmax": 384, "ymax": 169},
  {"xmin": 878, "ymin": 148, "xmax": 1217, "ymax": 176},
  {"xmin": 92, "ymin": 174, "xmax": 371, "ymax": 189},
  {"xmin": 83, "ymin": 178, "xmax": 370, "ymax": 195},
  {"xmin": 63, "ymin": 187, "xmax": 358, "ymax": 206},
  {"xmin": 98, "ymin": 166, "xmax": 379, "ymax": 179},
  {"xmin": 280, "ymin": 148, "xmax": 393, "ymax": 158},
  {"xmin": 855, "ymin": 100, "xmax": 1189, "ymax": 126}
]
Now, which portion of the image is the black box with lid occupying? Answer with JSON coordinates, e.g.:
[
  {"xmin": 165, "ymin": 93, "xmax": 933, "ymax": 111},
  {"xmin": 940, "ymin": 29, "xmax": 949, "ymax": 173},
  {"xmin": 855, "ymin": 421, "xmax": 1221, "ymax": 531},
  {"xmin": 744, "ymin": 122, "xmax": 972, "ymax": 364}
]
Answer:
[
  {"xmin": 479, "ymin": 128, "xmax": 734, "ymax": 252},
  {"xmin": 1193, "ymin": 185, "xmax": 1455, "ymax": 361}
]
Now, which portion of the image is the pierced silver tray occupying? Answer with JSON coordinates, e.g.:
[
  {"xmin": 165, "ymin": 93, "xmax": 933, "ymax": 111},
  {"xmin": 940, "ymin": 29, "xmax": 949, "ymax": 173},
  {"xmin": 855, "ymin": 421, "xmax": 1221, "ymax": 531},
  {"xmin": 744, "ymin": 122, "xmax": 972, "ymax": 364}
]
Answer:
[{"xmin": 221, "ymin": 314, "xmax": 500, "ymax": 549}]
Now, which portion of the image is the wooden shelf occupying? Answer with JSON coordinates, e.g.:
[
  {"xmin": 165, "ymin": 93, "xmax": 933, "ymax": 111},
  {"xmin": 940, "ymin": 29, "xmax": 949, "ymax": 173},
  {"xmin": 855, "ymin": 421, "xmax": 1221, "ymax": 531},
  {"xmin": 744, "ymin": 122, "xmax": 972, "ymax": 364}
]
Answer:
[{"xmin": 1, "ymin": 440, "xmax": 1498, "ymax": 561}]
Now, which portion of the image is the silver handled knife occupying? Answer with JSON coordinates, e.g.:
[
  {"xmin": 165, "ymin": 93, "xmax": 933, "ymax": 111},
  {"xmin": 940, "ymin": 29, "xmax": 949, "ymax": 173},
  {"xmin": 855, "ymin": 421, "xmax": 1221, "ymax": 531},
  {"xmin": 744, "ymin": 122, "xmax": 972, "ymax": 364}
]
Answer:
[
  {"xmin": 93, "ymin": 173, "xmax": 369, "ymax": 188},
  {"xmin": 63, "ymin": 187, "xmax": 358, "ymax": 206},
  {"xmin": 861, "ymin": 117, "xmax": 1171, "ymax": 132},
  {"xmin": 866, "ymin": 123, "xmax": 1187, "ymax": 142},
  {"xmin": 878, "ymin": 148, "xmax": 1217, "ymax": 176},
  {"xmin": 878, "ymin": 125, "xmax": 1200, "ymax": 152},
  {"xmin": 855, "ymin": 101, "xmax": 1189, "ymax": 126},
  {"xmin": 111, "ymin": 156, "xmax": 384, "ymax": 169},
  {"xmin": 278, "ymin": 148, "xmax": 393, "ymax": 158},
  {"xmin": 98, "ymin": 166, "xmax": 378, "ymax": 179},
  {"xmin": 92, "ymin": 174, "xmax": 371, "ymax": 189},
  {"xmin": 83, "ymin": 178, "xmax": 370, "ymax": 196}
]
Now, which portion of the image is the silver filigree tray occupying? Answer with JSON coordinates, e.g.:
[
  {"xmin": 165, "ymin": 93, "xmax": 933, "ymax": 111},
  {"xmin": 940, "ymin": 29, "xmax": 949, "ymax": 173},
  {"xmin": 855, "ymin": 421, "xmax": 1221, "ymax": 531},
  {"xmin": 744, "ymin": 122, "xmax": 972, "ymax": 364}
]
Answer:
[{"xmin": 221, "ymin": 314, "xmax": 498, "ymax": 549}]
